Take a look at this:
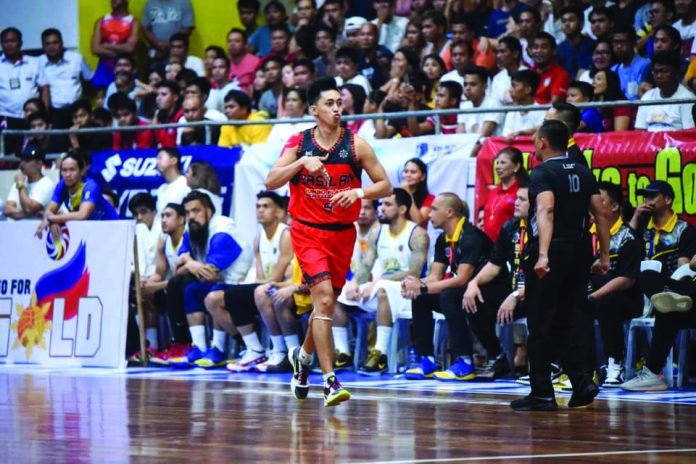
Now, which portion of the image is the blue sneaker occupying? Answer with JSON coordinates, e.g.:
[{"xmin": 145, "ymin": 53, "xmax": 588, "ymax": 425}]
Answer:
[
  {"xmin": 170, "ymin": 345, "xmax": 205, "ymax": 368},
  {"xmin": 404, "ymin": 355, "xmax": 437, "ymax": 380},
  {"xmin": 194, "ymin": 346, "xmax": 227, "ymax": 369},
  {"xmin": 434, "ymin": 358, "xmax": 476, "ymax": 381}
]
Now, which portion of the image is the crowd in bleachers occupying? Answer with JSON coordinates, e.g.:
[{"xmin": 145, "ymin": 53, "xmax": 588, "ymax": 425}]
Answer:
[{"xmin": 2, "ymin": 1, "xmax": 696, "ymax": 393}]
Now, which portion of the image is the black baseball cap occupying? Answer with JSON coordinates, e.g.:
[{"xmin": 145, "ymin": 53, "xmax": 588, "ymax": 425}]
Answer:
[
  {"xmin": 19, "ymin": 145, "xmax": 45, "ymax": 162},
  {"xmin": 636, "ymin": 180, "xmax": 675, "ymax": 199}
]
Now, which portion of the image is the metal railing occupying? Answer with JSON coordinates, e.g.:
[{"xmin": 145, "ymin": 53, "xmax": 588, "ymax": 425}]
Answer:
[{"xmin": 2, "ymin": 98, "xmax": 696, "ymax": 161}]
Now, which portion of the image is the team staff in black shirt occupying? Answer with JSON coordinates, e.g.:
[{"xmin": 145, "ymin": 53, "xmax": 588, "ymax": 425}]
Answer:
[
  {"xmin": 510, "ymin": 120, "xmax": 612, "ymax": 411},
  {"xmin": 464, "ymin": 186, "xmax": 531, "ymax": 380}
]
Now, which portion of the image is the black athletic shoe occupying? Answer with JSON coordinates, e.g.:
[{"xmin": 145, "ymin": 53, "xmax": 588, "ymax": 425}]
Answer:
[
  {"xmin": 476, "ymin": 356, "xmax": 511, "ymax": 380},
  {"xmin": 568, "ymin": 383, "xmax": 599, "ymax": 409},
  {"xmin": 334, "ymin": 352, "xmax": 354, "ymax": 372},
  {"xmin": 289, "ymin": 346, "xmax": 310, "ymax": 400},
  {"xmin": 510, "ymin": 395, "xmax": 558, "ymax": 411}
]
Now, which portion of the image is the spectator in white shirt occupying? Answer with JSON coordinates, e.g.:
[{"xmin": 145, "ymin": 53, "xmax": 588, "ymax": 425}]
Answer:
[
  {"xmin": 334, "ymin": 46, "xmax": 372, "ymax": 94},
  {"xmin": 169, "ymin": 32, "xmax": 205, "ymax": 76},
  {"xmin": 440, "ymin": 40, "xmax": 475, "ymax": 88},
  {"xmin": 372, "ymin": 0, "xmax": 409, "ymax": 53},
  {"xmin": 491, "ymin": 36, "xmax": 526, "ymax": 106},
  {"xmin": 457, "ymin": 66, "xmax": 502, "ymax": 136},
  {"xmin": 635, "ymin": 51, "xmax": 696, "ymax": 132},
  {"xmin": 39, "ymin": 28, "xmax": 93, "ymax": 144},
  {"xmin": 0, "ymin": 27, "xmax": 49, "ymax": 155},
  {"xmin": 4, "ymin": 145, "xmax": 55, "ymax": 220},
  {"xmin": 208, "ymin": 56, "xmax": 241, "ymax": 113},
  {"xmin": 501, "ymin": 70, "xmax": 545, "ymax": 137},
  {"xmin": 183, "ymin": 77, "xmax": 226, "ymax": 121},
  {"xmin": 155, "ymin": 147, "xmax": 191, "ymax": 213}
]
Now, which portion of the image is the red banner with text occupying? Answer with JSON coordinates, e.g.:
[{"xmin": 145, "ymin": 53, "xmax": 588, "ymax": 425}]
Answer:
[{"xmin": 476, "ymin": 129, "xmax": 696, "ymax": 227}]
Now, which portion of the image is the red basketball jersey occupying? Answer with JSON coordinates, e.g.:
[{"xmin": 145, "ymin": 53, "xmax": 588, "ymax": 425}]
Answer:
[{"xmin": 288, "ymin": 127, "xmax": 362, "ymax": 225}]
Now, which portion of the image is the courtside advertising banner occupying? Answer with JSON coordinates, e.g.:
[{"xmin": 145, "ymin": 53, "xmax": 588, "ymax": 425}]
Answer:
[
  {"xmin": 90, "ymin": 145, "xmax": 242, "ymax": 217},
  {"xmin": 476, "ymin": 129, "xmax": 696, "ymax": 227},
  {"xmin": 0, "ymin": 221, "xmax": 134, "ymax": 368},
  {"xmin": 233, "ymin": 133, "xmax": 480, "ymax": 245}
]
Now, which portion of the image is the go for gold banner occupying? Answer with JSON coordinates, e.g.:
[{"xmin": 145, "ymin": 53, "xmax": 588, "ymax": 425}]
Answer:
[
  {"xmin": 0, "ymin": 221, "xmax": 133, "ymax": 368},
  {"xmin": 476, "ymin": 129, "xmax": 696, "ymax": 227}
]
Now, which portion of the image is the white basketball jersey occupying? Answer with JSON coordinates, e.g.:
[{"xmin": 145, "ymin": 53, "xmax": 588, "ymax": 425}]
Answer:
[
  {"xmin": 258, "ymin": 223, "xmax": 288, "ymax": 280},
  {"xmin": 375, "ymin": 221, "xmax": 418, "ymax": 277},
  {"xmin": 164, "ymin": 234, "xmax": 182, "ymax": 279}
]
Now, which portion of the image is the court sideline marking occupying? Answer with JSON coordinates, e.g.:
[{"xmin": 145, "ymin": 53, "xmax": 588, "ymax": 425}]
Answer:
[{"xmin": 347, "ymin": 448, "xmax": 696, "ymax": 464}]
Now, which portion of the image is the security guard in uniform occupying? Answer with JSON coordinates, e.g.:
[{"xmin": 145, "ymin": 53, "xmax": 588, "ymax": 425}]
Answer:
[{"xmin": 510, "ymin": 119, "xmax": 612, "ymax": 411}]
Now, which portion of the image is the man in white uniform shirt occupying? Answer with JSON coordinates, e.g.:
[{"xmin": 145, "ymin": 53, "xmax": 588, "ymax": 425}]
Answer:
[
  {"xmin": 0, "ymin": 27, "xmax": 49, "ymax": 154},
  {"xmin": 335, "ymin": 189, "xmax": 429, "ymax": 375},
  {"xmin": 155, "ymin": 147, "xmax": 191, "ymax": 213},
  {"xmin": 39, "ymin": 28, "xmax": 93, "ymax": 146},
  {"xmin": 3, "ymin": 145, "xmax": 54, "ymax": 220},
  {"xmin": 457, "ymin": 66, "xmax": 502, "ymax": 136},
  {"xmin": 635, "ymin": 51, "xmax": 695, "ymax": 132}
]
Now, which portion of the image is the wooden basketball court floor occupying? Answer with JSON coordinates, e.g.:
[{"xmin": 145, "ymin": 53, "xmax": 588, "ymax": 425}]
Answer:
[{"xmin": 1, "ymin": 366, "xmax": 696, "ymax": 463}]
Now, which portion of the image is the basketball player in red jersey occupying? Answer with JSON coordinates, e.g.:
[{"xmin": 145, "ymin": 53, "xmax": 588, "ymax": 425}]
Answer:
[{"xmin": 266, "ymin": 77, "xmax": 392, "ymax": 407}]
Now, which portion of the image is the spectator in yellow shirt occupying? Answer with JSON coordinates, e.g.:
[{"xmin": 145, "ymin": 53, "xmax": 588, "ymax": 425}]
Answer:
[{"xmin": 218, "ymin": 89, "xmax": 271, "ymax": 147}]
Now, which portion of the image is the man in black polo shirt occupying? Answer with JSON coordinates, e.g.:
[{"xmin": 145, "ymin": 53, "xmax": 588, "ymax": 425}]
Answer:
[
  {"xmin": 511, "ymin": 119, "xmax": 611, "ymax": 411},
  {"xmin": 587, "ymin": 182, "xmax": 644, "ymax": 387},
  {"xmin": 464, "ymin": 186, "xmax": 530, "ymax": 379},
  {"xmin": 401, "ymin": 193, "xmax": 493, "ymax": 381},
  {"xmin": 620, "ymin": 180, "xmax": 696, "ymax": 391},
  {"xmin": 543, "ymin": 101, "xmax": 587, "ymax": 168}
]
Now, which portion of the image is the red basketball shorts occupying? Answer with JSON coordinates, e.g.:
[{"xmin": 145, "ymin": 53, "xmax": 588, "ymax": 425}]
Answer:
[{"xmin": 290, "ymin": 220, "xmax": 356, "ymax": 294}]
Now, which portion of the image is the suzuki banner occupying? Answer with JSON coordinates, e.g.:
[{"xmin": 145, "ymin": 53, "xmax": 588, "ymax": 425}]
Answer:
[
  {"xmin": 0, "ymin": 221, "xmax": 134, "ymax": 368},
  {"xmin": 476, "ymin": 129, "xmax": 696, "ymax": 227},
  {"xmin": 233, "ymin": 134, "xmax": 480, "ymax": 245},
  {"xmin": 90, "ymin": 146, "xmax": 242, "ymax": 217}
]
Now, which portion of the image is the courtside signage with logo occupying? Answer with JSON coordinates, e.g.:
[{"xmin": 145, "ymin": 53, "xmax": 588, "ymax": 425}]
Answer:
[{"xmin": 0, "ymin": 221, "xmax": 133, "ymax": 368}]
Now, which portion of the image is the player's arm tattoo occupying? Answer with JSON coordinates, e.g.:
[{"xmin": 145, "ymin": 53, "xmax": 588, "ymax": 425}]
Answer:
[
  {"xmin": 385, "ymin": 228, "xmax": 429, "ymax": 281},
  {"xmin": 355, "ymin": 229, "xmax": 378, "ymax": 284}
]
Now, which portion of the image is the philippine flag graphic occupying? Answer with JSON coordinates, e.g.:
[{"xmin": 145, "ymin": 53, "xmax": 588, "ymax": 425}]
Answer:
[{"xmin": 35, "ymin": 241, "xmax": 90, "ymax": 321}]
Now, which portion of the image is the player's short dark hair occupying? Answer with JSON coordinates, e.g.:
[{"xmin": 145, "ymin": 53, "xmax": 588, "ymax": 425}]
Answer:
[
  {"xmin": 552, "ymin": 101, "xmax": 581, "ymax": 133},
  {"xmin": 108, "ymin": 92, "xmax": 137, "ymax": 113},
  {"xmin": 159, "ymin": 147, "xmax": 182, "ymax": 172},
  {"xmin": 63, "ymin": 148, "xmax": 87, "ymax": 170},
  {"xmin": 129, "ymin": 192, "xmax": 157, "ymax": 214},
  {"xmin": 307, "ymin": 76, "xmax": 339, "ymax": 105},
  {"xmin": 393, "ymin": 187, "xmax": 413, "ymax": 212},
  {"xmin": 538, "ymin": 120, "xmax": 570, "ymax": 152},
  {"xmin": 335, "ymin": 46, "xmax": 360, "ymax": 65},
  {"xmin": 165, "ymin": 202, "xmax": 186, "ymax": 217},
  {"xmin": 183, "ymin": 190, "xmax": 216, "ymax": 215},
  {"xmin": 511, "ymin": 69, "xmax": 540, "ymax": 95},
  {"xmin": 224, "ymin": 89, "xmax": 252, "ymax": 110},
  {"xmin": 438, "ymin": 80, "xmax": 463, "ymax": 103},
  {"xmin": 41, "ymin": 28, "xmax": 62, "ymax": 42},
  {"xmin": 257, "ymin": 190, "xmax": 284, "ymax": 208},
  {"xmin": 568, "ymin": 81, "xmax": 594, "ymax": 99},
  {"xmin": 612, "ymin": 25, "xmax": 636, "ymax": 42}
]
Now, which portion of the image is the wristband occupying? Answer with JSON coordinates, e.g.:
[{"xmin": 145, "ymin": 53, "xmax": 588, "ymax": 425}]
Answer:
[
  {"xmin": 512, "ymin": 290, "xmax": 521, "ymax": 302},
  {"xmin": 355, "ymin": 188, "xmax": 365, "ymax": 199},
  {"xmin": 16, "ymin": 182, "xmax": 25, "ymax": 190}
]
